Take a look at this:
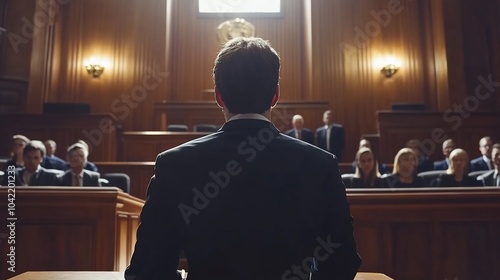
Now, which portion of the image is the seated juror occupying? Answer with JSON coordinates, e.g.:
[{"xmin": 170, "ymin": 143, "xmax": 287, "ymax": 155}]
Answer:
[
  {"xmin": 1, "ymin": 140, "xmax": 60, "ymax": 186},
  {"xmin": 58, "ymin": 143, "xmax": 101, "ymax": 186}
]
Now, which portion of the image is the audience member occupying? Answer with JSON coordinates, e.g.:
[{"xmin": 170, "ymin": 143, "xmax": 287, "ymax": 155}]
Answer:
[
  {"xmin": 348, "ymin": 147, "xmax": 382, "ymax": 188},
  {"xmin": 470, "ymin": 136, "xmax": 494, "ymax": 171},
  {"xmin": 125, "ymin": 37, "xmax": 361, "ymax": 280},
  {"xmin": 315, "ymin": 110, "xmax": 346, "ymax": 161},
  {"xmin": 284, "ymin": 114, "xmax": 314, "ymax": 144},
  {"xmin": 58, "ymin": 143, "xmax": 101, "ymax": 186},
  {"xmin": 351, "ymin": 139, "xmax": 387, "ymax": 174},
  {"xmin": 406, "ymin": 139, "xmax": 434, "ymax": 173},
  {"xmin": 381, "ymin": 148, "xmax": 424, "ymax": 188},
  {"xmin": 41, "ymin": 139, "xmax": 66, "ymax": 170},
  {"xmin": 63, "ymin": 140, "xmax": 98, "ymax": 172},
  {"xmin": 434, "ymin": 139, "xmax": 456, "ymax": 170},
  {"xmin": 479, "ymin": 143, "xmax": 500, "ymax": 186},
  {"xmin": 4, "ymin": 134, "xmax": 30, "ymax": 169},
  {"xmin": 2, "ymin": 140, "xmax": 59, "ymax": 186},
  {"xmin": 435, "ymin": 148, "xmax": 481, "ymax": 187}
]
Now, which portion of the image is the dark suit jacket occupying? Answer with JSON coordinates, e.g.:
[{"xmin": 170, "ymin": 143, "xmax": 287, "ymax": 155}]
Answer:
[
  {"xmin": 433, "ymin": 159, "xmax": 449, "ymax": 171},
  {"xmin": 125, "ymin": 119, "xmax": 361, "ymax": 280},
  {"xmin": 42, "ymin": 155, "xmax": 67, "ymax": 170},
  {"xmin": 58, "ymin": 169, "xmax": 101, "ymax": 186},
  {"xmin": 478, "ymin": 170, "xmax": 499, "ymax": 186},
  {"xmin": 417, "ymin": 157, "xmax": 434, "ymax": 173},
  {"xmin": 380, "ymin": 174, "xmax": 425, "ymax": 188},
  {"xmin": 470, "ymin": 157, "xmax": 492, "ymax": 172},
  {"xmin": 284, "ymin": 128, "xmax": 314, "ymax": 145},
  {"xmin": 1, "ymin": 167, "xmax": 60, "ymax": 186},
  {"xmin": 435, "ymin": 174, "xmax": 481, "ymax": 187},
  {"xmin": 315, "ymin": 124, "xmax": 345, "ymax": 161},
  {"xmin": 347, "ymin": 177, "xmax": 383, "ymax": 188}
]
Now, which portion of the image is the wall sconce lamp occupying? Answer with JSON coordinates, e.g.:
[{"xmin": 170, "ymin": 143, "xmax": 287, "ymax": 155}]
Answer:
[
  {"xmin": 381, "ymin": 64, "xmax": 399, "ymax": 78},
  {"xmin": 85, "ymin": 64, "xmax": 105, "ymax": 78}
]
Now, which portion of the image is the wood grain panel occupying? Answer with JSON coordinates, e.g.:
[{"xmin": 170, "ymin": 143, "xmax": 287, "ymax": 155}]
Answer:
[
  {"xmin": 0, "ymin": 187, "xmax": 144, "ymax": 278},
  {"xmin": 349, "ymin": 187, "xmax": 500, "ymax": 280}
]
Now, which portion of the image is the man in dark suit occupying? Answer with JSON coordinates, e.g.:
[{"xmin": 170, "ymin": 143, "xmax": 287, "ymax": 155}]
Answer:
[
  {"xmin": 1, "ymin": 140, "xmax": 60, "ymax": 186},
  {"xmin": 434, "ymin": 139, "xmax": 456, "ymax": 170},
  {"xmin": 58, "ymin": 143, "xmax": 101, "ymax": 186},
  {"xmin": 470, "ymin": 136, "xmax": 494, "ymax": 172},
  {"xmin": 284, "ymin": 114, "xmax": 314, "ymax": 144},
  {"xmin": 315, "ymin": 110, "xmax": 346, "ymax": 161},
  {"xmin": 479, "ymin": 143, "xmax": 500, "ymax": 186},
  {"xmin": 125, "ymin": 37, "xmax": 361, "ymax": 280},
  {"xmin": 41, "ymin": 139, "xmax": 66, "ymax": 170}
]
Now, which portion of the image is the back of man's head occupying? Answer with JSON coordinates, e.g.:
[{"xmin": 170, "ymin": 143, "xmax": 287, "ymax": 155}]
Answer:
[{"xmin": 213, "ymin": 37, "xmax": 280, "ymax": 114}]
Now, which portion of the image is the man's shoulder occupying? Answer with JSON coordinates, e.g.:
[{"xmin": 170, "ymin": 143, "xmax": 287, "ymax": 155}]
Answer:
[
  {"xmin": 40, "ymin": 167, "xmax": 64, "ymax": 176},
  {"xmin": 332, "ymin": 123, "xmax": 344, "ymax": 129},
  {"xmin": 470, "ymin": 157, "xmax": 484, "ymax": 164},
  {"xmin": 83, "ymin": 169, "xmax": 100, "ymax": 176},
  {"xmin": 156, "ymin": 132, "xmax": 220, "ymax": 160},
  {"xmin": 284, "ymin": 129, "xmax": 294, "ymax": 135}
]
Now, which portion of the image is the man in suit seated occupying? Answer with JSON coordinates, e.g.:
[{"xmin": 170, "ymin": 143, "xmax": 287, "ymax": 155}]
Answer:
[
  {"xmin": 58, "ymin": 143, "xmax": 101, "ymax": 186},
  {"xmin": 284, "ymin": 114, "xmax": 314, "ymax": 144},
  {"xmin": 315, "ymin": 110, "xmax": 346, "ymax": 161},
  {"xmin": 125, "ymin": 37, "xmax": 361, "ymax": 280},
  {"xmin": 1, "ymin": 140, "xmax": 60, "ymax": 186},
  {"xmin": 62, "ymin": 140, "xmax": 99, "ymax": 172},
  {"xmin": 41, "ymin": 139, "xmax": 66, "ymax": 170},
  {"xmin": 470, "ymin": 136, "xmax": 494, "ymax": 172},
  {"xmin": 434, "ymin": 139, "xmax": 456, "ymax": 170},
  {"xmin": 479, "ymin": 143, "xmax": 500, "ymax": 186}
]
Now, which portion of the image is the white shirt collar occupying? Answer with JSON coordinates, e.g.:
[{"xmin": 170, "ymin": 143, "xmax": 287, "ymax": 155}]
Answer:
[
  {"xmin": 227, "ymin": 113, "xmax": 270, "ymax": 122},
  {"xmin": 483, "ymin": 155, "xmax": 491, "ymax": 163}
]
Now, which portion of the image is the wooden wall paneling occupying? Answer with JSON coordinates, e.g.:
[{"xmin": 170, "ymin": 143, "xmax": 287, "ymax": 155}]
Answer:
[
  {"xmin": 310, "ymin": 0, "xmax": 440, "ymax": 163},
  {"xmin": 348, "ymin": 187, "xmax": 500, "ymax": 279},
  {"xmin": 167, "ymin": 0, "xmax": 305, "ymax": 102},
  {"xmin": 1, "ymin": 1, "xmax": 34, "ymax": 78},
  {"xmin": 427, "ymin": 0, "xmax": 450, "ymax": 111},
  {"xmin": 458, "ymin": 0, "xmax": 498, "ymax": 112},
  {"xmin": 43, "ymin": 0, "xmax": 168, "ymax": 131},
  {"xmin": 0, "ymin": 187, "xmax": 144, "ymax": 278}
]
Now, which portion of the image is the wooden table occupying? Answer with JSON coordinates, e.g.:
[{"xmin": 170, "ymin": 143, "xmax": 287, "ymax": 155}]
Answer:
[{"xmin": 8, "ymin": 271, "xmax": 393, "ymax": 279}]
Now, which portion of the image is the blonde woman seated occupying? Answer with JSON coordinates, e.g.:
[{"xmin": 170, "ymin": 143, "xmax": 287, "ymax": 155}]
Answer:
[
  {"xmin": 348, "ymin": 147, "xmax": 382, "ymax": 188},
  {"xmin": 381, "ymin": 147, "xmax": 424, "ymax": 188},
  {"xmin": 435, "ymin": 148, "xmax": 481, "ymax": 187}
]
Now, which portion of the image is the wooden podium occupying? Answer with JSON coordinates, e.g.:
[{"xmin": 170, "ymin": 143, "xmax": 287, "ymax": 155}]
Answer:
[{"xmin": 0, "ymin": 187, "xmax": 144, "ymax": 279}]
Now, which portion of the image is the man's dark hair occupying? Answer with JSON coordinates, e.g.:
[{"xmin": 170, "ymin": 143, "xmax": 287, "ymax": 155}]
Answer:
[
  {"xmin": 24, "ymin": 140, "xmax": 46, "ymax": 158},
  {"xmin": 213, "ymin": 37, "xmax": 280, "ymax": 114}
]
